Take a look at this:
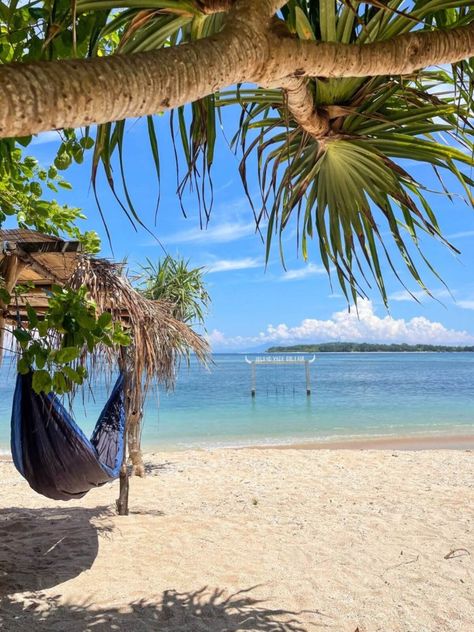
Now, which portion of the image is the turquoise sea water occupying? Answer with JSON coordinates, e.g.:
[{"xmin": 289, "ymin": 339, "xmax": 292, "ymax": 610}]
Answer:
[{"xmin": 1, "ymin": 352, "xmax": 474, "ymax": 452}]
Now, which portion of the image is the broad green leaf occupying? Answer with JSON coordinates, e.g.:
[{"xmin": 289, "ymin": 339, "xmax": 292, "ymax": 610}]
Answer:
[
  {"xmin": 17, "ymin": 357, "xmax": 30, "ymax": 375},
  {"xmin": 32, "ymin": 370, "xmax": 52, "ymax": 394},
  {"xmin": 97, "ymin": 311, "xmax": 113, "ymax": 328},
  {"xmin": 0, "ymin": 288, "xmax": 10, "ymax": 303},
  {"xmin": 55, "ymin": 346, "xmax": 81, "ymax": 363}
]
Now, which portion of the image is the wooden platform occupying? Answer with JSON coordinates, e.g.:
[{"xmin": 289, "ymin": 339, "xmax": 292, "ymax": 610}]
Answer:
[{"xmin": 0, "ymin": 229, "xmax": 82, "ymax": 317}]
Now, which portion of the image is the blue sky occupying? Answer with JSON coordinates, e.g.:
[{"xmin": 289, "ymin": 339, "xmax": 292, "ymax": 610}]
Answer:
[{"xmin": 25, "ymin": 110, "xmax": 474, "ymax": 350}]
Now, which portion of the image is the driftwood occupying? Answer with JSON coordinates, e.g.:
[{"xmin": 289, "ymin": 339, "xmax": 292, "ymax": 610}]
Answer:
[{"xmin": 444, "ymin": 548, "xmax": 470, "ymax": 559}]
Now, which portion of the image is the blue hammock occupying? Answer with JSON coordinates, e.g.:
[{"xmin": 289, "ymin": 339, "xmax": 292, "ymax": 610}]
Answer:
[{"xmin": 11, "ymin": 372, "xmax": 125, "ymax": 501}]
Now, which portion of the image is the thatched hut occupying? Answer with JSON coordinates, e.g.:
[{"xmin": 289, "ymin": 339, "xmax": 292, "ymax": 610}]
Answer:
[{"xmin": 0, "ymin": 229, "xmax": 208, "ymax": 512}]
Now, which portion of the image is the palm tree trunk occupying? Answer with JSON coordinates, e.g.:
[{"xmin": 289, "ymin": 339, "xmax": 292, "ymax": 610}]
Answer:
[
  {"xmin": 128, "ymin": 411, "xmax": 145, "ymax": 478},
  {"xmin": 0, "ymin": 0, "xmax": 472, "ymax": 139}
]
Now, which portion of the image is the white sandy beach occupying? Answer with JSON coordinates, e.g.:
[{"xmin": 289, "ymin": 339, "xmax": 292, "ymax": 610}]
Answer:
[{"xmin": 1, "ymin": 447, "xmax": 473, "ymax": 631}]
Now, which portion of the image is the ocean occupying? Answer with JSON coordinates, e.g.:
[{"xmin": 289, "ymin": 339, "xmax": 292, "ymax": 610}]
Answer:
[{"xmin": 1, "ymin": 352, "xmax": 474, "ymax": 453}]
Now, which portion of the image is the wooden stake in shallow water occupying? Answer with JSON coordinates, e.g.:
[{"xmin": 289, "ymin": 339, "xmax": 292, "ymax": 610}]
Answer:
[
  {"xmin": 251, "ymin": 362, "xmax": 256, "ymax": 397},
  {"xmin": 305, "ymin": 359, "xmax": 311, "ymax": 396},
  {"xmin": 245, "ymin": 355, "xmax": 315, "ymax": 397}
]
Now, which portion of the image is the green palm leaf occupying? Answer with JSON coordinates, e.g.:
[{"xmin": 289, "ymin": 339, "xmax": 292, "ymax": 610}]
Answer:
[{"xmin": 80, "ymin": 0, "xmax": 473, "ymax": 302}]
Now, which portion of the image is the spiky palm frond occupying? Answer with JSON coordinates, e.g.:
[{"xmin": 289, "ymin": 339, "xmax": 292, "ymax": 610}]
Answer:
[
  {"xmin": 78, "ymin": 0, "xmax": 474, "ymax": 302},
  {"xmin": 139, "ymin": 254, "xmax": 210, "ymax": 326},
  {"xmin": 227, "ymin": 69, "xmax": 473, "ymax": 302}
]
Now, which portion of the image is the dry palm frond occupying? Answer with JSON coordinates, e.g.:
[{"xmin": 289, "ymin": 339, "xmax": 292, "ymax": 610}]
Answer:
[{"xmin": 68, "ymin": 256, "xmax": 209, "ymax": 409}]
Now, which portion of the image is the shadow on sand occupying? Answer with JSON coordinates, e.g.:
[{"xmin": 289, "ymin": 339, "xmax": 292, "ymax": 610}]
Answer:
[
  {"xmin": 0, "ymin": 507, "xmax": 324, "ymax": 630},
  {"xmin": 0, "ymin": 586, "xmax": 315, "ymax": 631},
  {"xmin": 0, "ymin": 506, "xmax": 113, "ymax": 595}
]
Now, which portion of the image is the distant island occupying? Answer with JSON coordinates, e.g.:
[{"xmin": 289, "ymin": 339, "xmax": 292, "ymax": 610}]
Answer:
[{"xmin": 266, "ymin": 342, "xmax": 474, "ymax": 353}]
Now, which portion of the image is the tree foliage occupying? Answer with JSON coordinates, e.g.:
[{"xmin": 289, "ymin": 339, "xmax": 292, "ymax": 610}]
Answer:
[
  {"xmin": 0, "ymin": 0, "xmax": 473, "ymax": 308},
  {"xmin": 0, "ymin": 0, "xmax": 103, "ymax": 249},
  {"xmin": 140, "ymin": 255, "xmax": 210, "ymax": 326},
  {"xmin": 0, "ymin": 143, "xmax": 100, "ymax": 253},
  {"xmin": 70, "ymin": 0, "xmax": 473, "ymax": 304},
  {"xmin": 267, "ymin": 342, "xmax": 474, "ymax": 353},
  {"xmin": 7, "ymin": 285, "xmax": 130, "ymax": 393}
]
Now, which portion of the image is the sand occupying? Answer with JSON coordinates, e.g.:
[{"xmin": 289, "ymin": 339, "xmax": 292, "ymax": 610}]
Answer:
[{"xmin": 0, "ymin": 448, "xmax": 473, "ymax": 631}]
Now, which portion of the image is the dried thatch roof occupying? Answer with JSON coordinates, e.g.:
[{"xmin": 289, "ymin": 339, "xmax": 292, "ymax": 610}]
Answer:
[
  {"xmin": 0, "ymin": 229, "xmax": 83, "ymax": 314},
  {"xmin": 69, "ymin": 257, "xmax": 208, "ymax": 406},
  {"xmin": 0, "ymin": 229, "xmax": 209, "ymax": 403}
]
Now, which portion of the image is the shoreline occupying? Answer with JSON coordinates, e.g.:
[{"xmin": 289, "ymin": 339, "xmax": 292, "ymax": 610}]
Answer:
[
  {"xmin": 2, "ymin": 432, "xmax": 474, "ymax": 461},
  {"xmin": 160, "ymin": 431, "xmax": 474, "ymax": 452},
  {"xmin": 248, "ymin": 432, "xmax": 474, "ymax": 451}
]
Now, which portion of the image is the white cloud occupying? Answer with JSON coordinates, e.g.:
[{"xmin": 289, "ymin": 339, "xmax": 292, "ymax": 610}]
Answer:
[
  {"xmin": 447, "ymin": 230, "xmax": 474, "ymax": 240},
  {"xmin": 388, "ymin": 288, "xmax": 451, "ymax": 302},
  {"xmin": 163, "ymin": 221, "xmax": 255, "ymax": 245},
  {"xmin": 457, "ymin": 300, "xmax": 474, "ymax": 311},
  {"xmin": 206, "ymin": 329, "xmax": 227, "ymax": 347},
  {"xmin": 205, "ymin": 257, "xmax": 262, "ymax": 273},
  {"xmin": 209, "ymin": 299, "xmax": 474, "ymax": 349},
  {"xmin": 280, "ymin": 263, "xmax": 326, "ymax": 281}
]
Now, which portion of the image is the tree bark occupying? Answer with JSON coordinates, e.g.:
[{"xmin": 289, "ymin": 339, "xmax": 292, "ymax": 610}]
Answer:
[
  {"xmin": 117, "ymin": 347, "xmax": 130, "ymax": 515},
  {"xmin": 0, "ymin": 0, "xmax": 269, "ymax": 138},
  {"xmin": 128, "ymin": 410, "xmax": 145, "ymax": 478},
  {"xmin": 263, "ymin": 23, "xmax": 474, "ymax": 81},
  {"xmin": 116, "ymin": 461, "xmax": 129, "ymax": 516},
  {"xmin": 0, "ymin": 0, "xmax": 472, "ymax": 139},
  {"xmin": 279, "ymin": 77, "xmax": 330, "ymax": 138}
]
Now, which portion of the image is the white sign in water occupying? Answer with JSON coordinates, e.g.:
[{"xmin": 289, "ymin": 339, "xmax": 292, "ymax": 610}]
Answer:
[{"xmin": 245, "ymin": 355, "xmax": 316, "ymax": 364}]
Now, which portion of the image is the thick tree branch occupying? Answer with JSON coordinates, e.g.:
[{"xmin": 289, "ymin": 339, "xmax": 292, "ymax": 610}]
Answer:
[
  {"xmin": 196, "ymin": 0, "xmax": 233, "ymax": 14},
  {"xmin": 279, "ymin": 77, "xmax": 330, "ymax": 138},
  {"xmin": 264, "ymin": 23, "xmax": 474, "ymax": 80},
  {"xmin": 0, "ymin": 13, "xmax": 472, "ymax": 138},
  {"xmin": 0, "ymin": 1, "xmax": 268, "ymax": 138},
  {"xmin": 197, "ymin": 0, "xmax": 287, "ymax": 14}
]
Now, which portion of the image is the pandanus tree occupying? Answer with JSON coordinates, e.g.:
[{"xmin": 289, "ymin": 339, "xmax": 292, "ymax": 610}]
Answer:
[
  {"xmin": 125, "ymin": 255, "xmax": 210, "ymax": 475},
  {"xmin": 140, "ymin": 256, "xmax": 210, "ymax": 327},
  {"xmin": 0, "ymin": 0, "xmax": 473, "ymax": 303}
]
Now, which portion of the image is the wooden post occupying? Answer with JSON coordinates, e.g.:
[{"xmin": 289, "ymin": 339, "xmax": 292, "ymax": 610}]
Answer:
[
  {"xmin": 305, "ymin": 360, "xmax": 311, "ymax": 396},
  {"xmin": 116, "ymin": 453, "xmax": 129, "ymax": 516},
  {"xmin": 116, "ymin": 347, "xmax": 130, "ymax": 516},
  {"xmin": 0, "ymin": 250, "xmax": 24, "ymax": 360},
  {"xmin": 251, "ymin": 361, "xmax": 256, "ymax": 397},
  {"xmin": 128, "ymin": 408, "xmax": 145, "ymax": 477}
]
